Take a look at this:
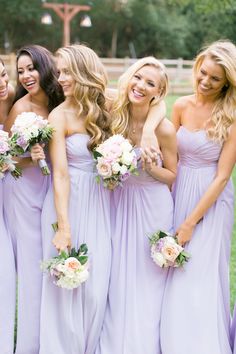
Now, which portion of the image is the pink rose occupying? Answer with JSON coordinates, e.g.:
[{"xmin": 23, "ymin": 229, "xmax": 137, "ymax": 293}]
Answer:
[
  {"xmin": 162, "ymin": 238, "xmax": 183, "ymax": 263},
  {"xmin": 97, "ymin": 158, "xmax": 112, "ymax": 177}
]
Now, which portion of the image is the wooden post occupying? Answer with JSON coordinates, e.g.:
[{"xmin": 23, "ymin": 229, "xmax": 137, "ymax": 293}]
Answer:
[{"xmin": 42, "ymin": 2, "xmax": 91, "ymax": 46}]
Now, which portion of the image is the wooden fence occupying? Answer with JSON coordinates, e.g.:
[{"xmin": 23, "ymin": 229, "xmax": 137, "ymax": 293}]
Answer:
[{"xmin": 1, "ymin": 53, "xmax": 194, "ymax": 94}]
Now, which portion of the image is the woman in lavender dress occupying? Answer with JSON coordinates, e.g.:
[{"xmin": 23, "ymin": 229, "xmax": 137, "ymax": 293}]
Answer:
[
  {"xmin": 0, "ymin": 57, "xmax": 15, "ymax": 354},
  {"xmin": 96, "ymin": 57, "xmax": 177, "ymax": 354},
  {"xmin": 39, "ymin": 44, "xmax": 112, "ymax": 354},
  {"xmin": 160, "ymin": 41, "xmax": 236, "ymax": 354},
  {"xmin": 3, "ymin": 46, "xmax": 63, "ymax": 354}
]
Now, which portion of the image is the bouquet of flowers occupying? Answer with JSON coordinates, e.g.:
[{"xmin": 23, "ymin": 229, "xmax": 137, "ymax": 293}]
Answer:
[
  {"xmin": 0, "ymin": 130, "xmax": 22, "ymax": 179},
  {"xmin": 10, "ymin": 112, "xmax": 53, "ymax": 175},
  {"xmin": 149, "ymin": 230, "xmax": 190, "ymax": 268},
  {"xmin": 93, "ymin": 134, "xmax": 138, "ymax": 190},
  {"xmin": 41, "ymin": 223, "xmax": 89, "ymax": 289}
]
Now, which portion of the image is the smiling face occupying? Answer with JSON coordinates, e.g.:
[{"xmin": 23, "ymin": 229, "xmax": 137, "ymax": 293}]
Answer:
[
  {"xmin": 17, "ymin": 54, "xmax": 42, "ymax": 95},
  {"xmin": 127, "ymin": 65, "xmax": 161, "ymax": 107},
  {"xmin": 196, "ymin": 56, "xmax": 227, "ymax": 98},
  {"xmin": 0, "ymin": 62, "xmax": 9, "ymax": 100},
  {"xmin": 57, "ymin": 56, "xmax": 75, "ymax": 98}
]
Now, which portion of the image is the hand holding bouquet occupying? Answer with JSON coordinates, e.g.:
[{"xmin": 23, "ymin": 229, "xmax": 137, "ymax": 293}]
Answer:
[
  {"xmin": 41, "ymin": 222, "xmax": 89, "ymax": 289},
  {"xmin": 41, "ymin": 245, "xmax": 89, "ymax": 289},
  {"xmin": 149, "ymin": 230, "xmax": 190, "ymax": 268},
  {"xmin": 0, "ymin": 130, "xmax": 22, "ymax": 179},
  {"xmin": 10, "ymin": 112, "xmax": 53, "ymax": 175},
  {"xmin": 93, "ymin": 134, "xmax": 138, "ymax": 190}
]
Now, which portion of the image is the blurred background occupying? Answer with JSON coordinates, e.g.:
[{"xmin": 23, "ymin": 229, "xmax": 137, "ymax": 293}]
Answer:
[{"xmin": 1, "ymin": 0, "xmax": 236, "ymax": 94}]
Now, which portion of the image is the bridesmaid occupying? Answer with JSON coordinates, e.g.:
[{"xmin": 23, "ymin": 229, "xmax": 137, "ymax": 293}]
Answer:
[
  {"xmin": 39, "ymin": 44, "xmax": 112, "ymax": 354},
  {"xmin": 0, "ymin": 58, "xmax": 15, "ymax": 125},
  {"xmin": 160, "ymin": 40, "xmax": 236, "ymax": 354},
  {"xmin": 0, "ymin": 57, "xmax": 15, "ymax": 354},
  {"xmin": 3, "ymin": 45, "xmax": 63, "ymax": 354},
  {"xmin": 96, "ymin": 57, "xmax": 177, "ymax": 354}
]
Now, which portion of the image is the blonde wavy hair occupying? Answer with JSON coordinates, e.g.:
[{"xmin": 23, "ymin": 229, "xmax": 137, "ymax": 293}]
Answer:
[
  {"xmin": 111, "ymin": 57, "xmax": 168, "ymax": 136},
  {"xmin": 193, "ymin": 40, "xmax": 236, "ymax": 143},
  {"xmin": 56, "ymin": 44, "xmax": 111, "ymax": 151}
]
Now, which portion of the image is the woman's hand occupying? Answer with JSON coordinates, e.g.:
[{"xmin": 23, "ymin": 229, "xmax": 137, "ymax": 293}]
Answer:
[
  {"xmin": 176, "ymin": 221, "xmax": 195, "ymax": 246},
  {"xmin": 1, "ymin": 163, "xmax": 10, "ymax": 172},
  {"xmin": 52, "ymin": 228, "xmax": 72, "ymax": 253},
  {"xmin": 140, "ymin": 131, "xmax": 163, "ymax": 161},
  {"xmin": 30, "ymin": 143, "xmax": 45, "ymax": 165},
  {"xmin": 141, "ymin": 147, "xmax": 159, "ymax": 171}
]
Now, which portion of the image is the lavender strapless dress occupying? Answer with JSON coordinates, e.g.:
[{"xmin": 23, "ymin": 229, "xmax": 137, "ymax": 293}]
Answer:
[
  {"xmin": 0, "ymin": 124, "xmax": 15, "ymax": 354},
  {"xmin": 96, "ymin": 149, "xmax": 174, "ymax": 354},
  {"xmin": 3, "ymin": 145, "xmax": 50, "ymax": 354},
  {"xmin": 39, "ymin": 134, "xmax": 111, "ymax": 354},
  {"xmin": 160, "ymin": 126, "xmax": 234, "ymax": 354}
]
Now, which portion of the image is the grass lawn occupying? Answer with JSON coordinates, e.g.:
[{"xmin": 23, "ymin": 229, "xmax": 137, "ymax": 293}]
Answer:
[{"xmin": 165, "ymin": 94, "xmax": 236, "ymax": 310}]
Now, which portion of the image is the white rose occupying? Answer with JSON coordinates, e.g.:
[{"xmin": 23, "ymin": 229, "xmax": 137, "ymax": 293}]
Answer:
[
  {"xmin": 111, "ymin": 162, "xmax": 121, "ymax": 174},
  {"xmin": 121, "ymin": 151, "xmax": 134, "ymax": 165},
  {"xmin": 163, "ymin": 236, "xmax": 176, "ymax": 245},
  {"xmin": 29, "ymin": 126, "xmax": 39, "ymax": 138},
  {"xmin": 77, "ymin": 269, "xmax": 89, "ymax": 283},
  {"xmin": 119, "ymin": 164, "xmax": 128, "ymax": 175},
  {"xmin": 121, "ymin": 140, "xmax": 132, "ymax": 152},
  {"xmin": 151, "ymin": 250, "xmax": 167, "ymax": 267}
]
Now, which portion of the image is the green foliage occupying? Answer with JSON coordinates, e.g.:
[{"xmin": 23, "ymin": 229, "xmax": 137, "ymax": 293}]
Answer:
[{"xmin": 0, "ymin": 0, "xmax": 236, "ymax": 58}]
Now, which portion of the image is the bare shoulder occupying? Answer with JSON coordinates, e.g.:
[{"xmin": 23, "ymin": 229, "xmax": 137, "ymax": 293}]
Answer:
[
  {"xmin": 10, "ymin": 95, "xmax": 31, "ymax": 115},
  {"xmin": 48, "ymin": 101, "xmax": 67, "ymax": 130},
  {"xmin": 156, "ymin": 118, "xmax": 176, "ymax": 139},
  {"xmin": 173, "ymin": 94, "xmax": 194, "ymax": 111}
]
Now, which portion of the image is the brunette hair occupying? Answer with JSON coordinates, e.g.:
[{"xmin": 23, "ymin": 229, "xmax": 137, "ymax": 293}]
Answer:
[{"xmin": 14, "ymin": 45, "xmax": 64, "ymax": 111}]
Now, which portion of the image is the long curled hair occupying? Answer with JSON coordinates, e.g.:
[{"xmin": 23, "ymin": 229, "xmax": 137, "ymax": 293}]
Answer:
[
  {"xmin": 56, "ymin": 44, "xmax": 111, "ymax": 151},
  {"xmin": 14, "ymin": 45, "xmax": 64, "ymax": 112},
  {"xmin": 111, "ymin": 57, "xmax": 168, "ymax": 137},
  {"xmin": 193, "ymin": 40, "xmax": 236, "ymax": 143}
]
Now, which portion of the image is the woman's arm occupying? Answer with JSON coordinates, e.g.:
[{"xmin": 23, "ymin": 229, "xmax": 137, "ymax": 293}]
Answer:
[
  {"xmin": 142, "ymin": 119, "xmax": 177, "ymax": 185},
  {"xmin": 171, "ymin": 97, "xmax": 184, "ymax": 131},
  {"xmin": 141, "ymin": 100, "xmax": 166, "ymax": 150},
  {"xmin": 49, "ymin": 108, "xmax": 71, "ymax": 252},
  {"xmin": 176, "ymin": 122, "xmax": 236, "ymax": 245}
]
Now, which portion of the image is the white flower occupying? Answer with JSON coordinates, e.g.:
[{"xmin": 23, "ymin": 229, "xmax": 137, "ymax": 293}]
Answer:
[
  {"xmin": 151, "ymin": 249, "xmax": 167, "ymax": 267},
  {"xmin": 121, "ymin": 151, "xmax": 135, "ymax": 166},
  {"xmin": 121, "ymin": 140, "xmax": 132, "ymax": 152},
  {"xmin": 77, "ymin": 268, "xmax": 89, "ymax": 283},
  {"xmin": 119, "ymin": 164, "xmax": 128, "ymax": 175},
  {"xmin": 163, "ymin": 236, "xmax": 176, "ymax": 245},
  {"xmin": 111, "ymin": 162, "xmax": 121, "ymax": 174}
]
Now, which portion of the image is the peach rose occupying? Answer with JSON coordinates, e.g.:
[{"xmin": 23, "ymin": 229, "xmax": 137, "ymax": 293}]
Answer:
[
  {"xmin": 64, "ymin": 257, "xmax": 81, "ymax": 270},
  {"xmin": 162, "ymin": 238, "xmax": 183, "ymax": 263}
]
